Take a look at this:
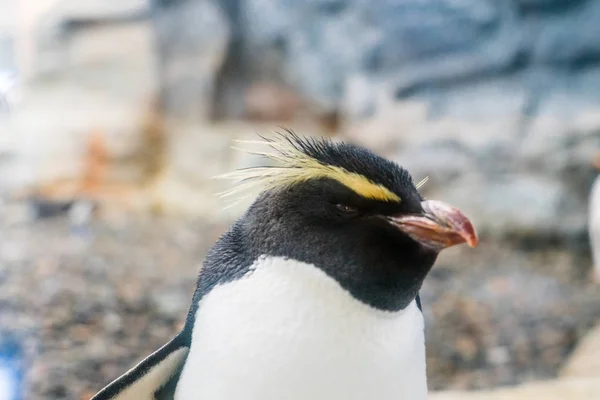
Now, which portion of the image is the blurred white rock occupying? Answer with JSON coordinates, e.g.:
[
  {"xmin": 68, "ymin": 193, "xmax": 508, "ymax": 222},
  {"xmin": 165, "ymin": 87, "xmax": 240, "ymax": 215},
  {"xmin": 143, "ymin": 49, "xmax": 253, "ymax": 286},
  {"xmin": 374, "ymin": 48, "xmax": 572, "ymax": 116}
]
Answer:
[{"xmin": 0, "ymin": 70, "xmax": 18, "ymax": 112}]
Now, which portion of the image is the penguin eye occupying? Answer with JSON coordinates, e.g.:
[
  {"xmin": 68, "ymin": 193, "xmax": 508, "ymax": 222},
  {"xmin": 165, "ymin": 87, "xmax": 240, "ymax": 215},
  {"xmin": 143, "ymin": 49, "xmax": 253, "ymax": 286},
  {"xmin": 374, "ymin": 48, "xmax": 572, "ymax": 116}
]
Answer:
[{"xmin": 335, "ymin": 203, "xmax": 358, "ymax": 215}]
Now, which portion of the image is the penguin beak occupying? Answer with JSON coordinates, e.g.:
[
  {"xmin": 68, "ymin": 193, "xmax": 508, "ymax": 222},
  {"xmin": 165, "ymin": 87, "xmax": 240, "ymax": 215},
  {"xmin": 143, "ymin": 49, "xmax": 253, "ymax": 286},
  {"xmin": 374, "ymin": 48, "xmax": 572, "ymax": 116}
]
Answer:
[{"xmin": 388, "ymin": 200, "xmax": 478, "ymax": 250}]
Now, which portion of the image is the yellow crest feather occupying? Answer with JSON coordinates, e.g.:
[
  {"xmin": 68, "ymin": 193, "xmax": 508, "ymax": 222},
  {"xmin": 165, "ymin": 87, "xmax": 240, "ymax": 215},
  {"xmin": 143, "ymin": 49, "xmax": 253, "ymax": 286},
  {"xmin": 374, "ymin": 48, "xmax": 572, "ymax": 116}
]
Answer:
[{"xmin": 217, "ymin": 132, "xmax": 401, "ymax": 203}]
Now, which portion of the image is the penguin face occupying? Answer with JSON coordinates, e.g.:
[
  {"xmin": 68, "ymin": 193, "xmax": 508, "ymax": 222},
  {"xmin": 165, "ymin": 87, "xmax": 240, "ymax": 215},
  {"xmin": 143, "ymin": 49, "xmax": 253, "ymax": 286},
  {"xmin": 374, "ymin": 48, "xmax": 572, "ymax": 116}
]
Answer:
[{"xmin": 229, "ymin": 133, "xmax": 477, "ymax": 311}]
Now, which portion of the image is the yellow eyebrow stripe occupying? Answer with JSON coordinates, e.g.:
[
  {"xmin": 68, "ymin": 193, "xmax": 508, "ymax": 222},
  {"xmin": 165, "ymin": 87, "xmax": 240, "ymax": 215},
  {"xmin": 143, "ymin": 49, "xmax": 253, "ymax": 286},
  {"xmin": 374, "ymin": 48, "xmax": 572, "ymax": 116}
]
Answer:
[
  {"xmin": 216, "ymin": 134, "xmax": 401, "ymax": 203},
  {"xmin": 319, "ymin": 166, "xmax": 400, "ymax": 202}
]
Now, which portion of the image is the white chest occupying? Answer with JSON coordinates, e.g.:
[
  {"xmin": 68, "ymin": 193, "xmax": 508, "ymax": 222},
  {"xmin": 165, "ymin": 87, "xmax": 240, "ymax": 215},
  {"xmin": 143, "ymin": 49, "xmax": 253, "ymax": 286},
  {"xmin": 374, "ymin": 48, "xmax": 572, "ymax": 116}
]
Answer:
[{"xmin": 175, "ymin": 256, "xmax": 427, "ymax": 400}]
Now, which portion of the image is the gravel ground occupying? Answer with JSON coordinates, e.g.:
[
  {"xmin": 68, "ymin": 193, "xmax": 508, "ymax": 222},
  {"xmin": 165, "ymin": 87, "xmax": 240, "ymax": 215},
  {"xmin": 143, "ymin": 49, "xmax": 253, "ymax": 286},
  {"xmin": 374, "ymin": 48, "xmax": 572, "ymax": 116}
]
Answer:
[
  {"xmin": 0, "ymin": 208, "xmax": 221, "ymax": 399},
  {"xmin": 423, "ymin": 244, "xmax": 600, "ymax": 390},
  {"xmin": 0, "ymin": 203, "xmax": 599, "ymax": 399}
]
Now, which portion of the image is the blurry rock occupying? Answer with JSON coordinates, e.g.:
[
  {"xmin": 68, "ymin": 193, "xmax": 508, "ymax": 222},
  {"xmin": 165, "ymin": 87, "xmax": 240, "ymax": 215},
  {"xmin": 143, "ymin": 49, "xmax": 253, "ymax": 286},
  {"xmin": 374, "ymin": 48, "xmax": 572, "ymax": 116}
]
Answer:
[
  {"xmin": 239, "ymin": 0, "xmax": 509, "ymax": 114},
  {"xmin": 397, "ymin": 140, "xmax": 477, "ymax": 184},
  {"xmin": 0, "ymin": 199, "xmax": 36, "ymax": 225},
  {"xmin": 151, "ymin": 290, "xmax": 188, "ymax": 318},
  {"xmin": 0, "ymin": 70, "xmax": 18, "ymax": 113},
  {"xmin": 150, "ymin": 0, "xmax": 230, "ymax": 121},
  {"xmin": 102, "ymin": 313, "xmax": 123, "ymax": 334},
  {"xmin": 422, "ymin": 260, "xmax": 599, "ymax": 390},
  {"xmin": 28, "ymin": 197, "xmax": 74, "ymax": 219},
  {"xmin": 441, "ymin": 175, "xmax": 583, "ymax": 238},
  {"xmin": 11, "ymin": 0, "xmax": 600, "ymax": 237},
  {"xmin": 137, "ymin": 99, "xmax": 167, "ymax": 185},
  {"xmin": 0, "ymin": 0, "xmax": 16, "ymax": 76},
  {"xmin": 486, "ymin": 346, "xmax": 510, "ymax": 366},
  {"xmin": 561, "ymin": 323, "xmax": 600, "ymax": 379},
  {"xmin": 68, "ymin": 199, "xmax": 95, "ymax": 229},
  {"xmin": 8, "ymin": 3, "xmax": 158, "ymax": 200},
  {"xmin": 363, "ymin": 0, "xmax": 501, "ymax": 68},
  {"xmin": 33, "ymin": 0, "xmax": 150, "ymax": 76},
  {"xmin": 344, "ymin": 100, "xmax": 428, "ymax": 155},
  {"xmin": 340, "ymin": 74, "xmax": 377, "ymax": 122},
  {"xmin": 207, "ymin": 0, "xmax": 600, "ymax": 128},
  {"xmin": 245, "ymin": 82, "xmax": 305, "ymax": 121},
  {"xmin": 45, "ymin": 0, "xmax": 148, "ymax": 20},
  {"xmin": 455, "ymin": 337, "xmax": 479, "ymax": 363},
  {"xmin": 426, "ymin": 77, "xmax": 529, "ymax": 120},
  {"xmin": 517, "ymin": 0, "xmax": 585, "ymax": 10},
  {"xmin": 0, "ymin": 240, "xmax": 27, "ymax": 263},
  {"xmin": 344, "ymin": 99, "xmax": 600, "ymax": 240},
  {"xmin": 150, "ymin": 125, "xmax": 231, "ymax": 214},
  {"xmin": 533, "ymin": 0, "xmax": 600, "ymax": 64}
]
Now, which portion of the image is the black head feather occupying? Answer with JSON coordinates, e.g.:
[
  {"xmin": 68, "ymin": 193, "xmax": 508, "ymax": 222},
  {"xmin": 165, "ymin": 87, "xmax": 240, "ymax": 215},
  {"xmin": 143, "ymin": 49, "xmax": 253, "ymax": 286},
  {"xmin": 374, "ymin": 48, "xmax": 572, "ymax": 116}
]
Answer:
[{"xmin": 269, "ymin": 128, "xmax": 416, "ymax": 201}]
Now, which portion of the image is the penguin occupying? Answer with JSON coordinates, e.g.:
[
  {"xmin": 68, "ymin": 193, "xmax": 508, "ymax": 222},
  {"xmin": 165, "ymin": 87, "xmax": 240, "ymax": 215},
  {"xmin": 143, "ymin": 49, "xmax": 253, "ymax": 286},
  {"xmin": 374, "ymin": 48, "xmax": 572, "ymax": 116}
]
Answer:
[{"xmin": 90, "ymin": 130, "xmax": 478, "ymax": 400}]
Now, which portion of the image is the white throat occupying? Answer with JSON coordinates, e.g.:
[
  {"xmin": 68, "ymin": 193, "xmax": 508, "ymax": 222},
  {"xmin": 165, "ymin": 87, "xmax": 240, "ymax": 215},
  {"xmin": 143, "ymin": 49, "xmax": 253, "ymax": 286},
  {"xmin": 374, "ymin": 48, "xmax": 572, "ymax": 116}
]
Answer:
[{"xmin": 175, "ymin": 256, "xmax": 427, "ymax": 400}]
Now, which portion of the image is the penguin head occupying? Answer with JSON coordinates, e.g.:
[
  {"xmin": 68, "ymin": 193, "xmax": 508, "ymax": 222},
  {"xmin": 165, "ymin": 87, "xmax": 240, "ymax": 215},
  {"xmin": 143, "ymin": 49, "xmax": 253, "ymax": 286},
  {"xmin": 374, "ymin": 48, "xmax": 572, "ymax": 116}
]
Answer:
[{"xmin": 222, "ymin": 131, "xmax": 478, "ymax": 311}]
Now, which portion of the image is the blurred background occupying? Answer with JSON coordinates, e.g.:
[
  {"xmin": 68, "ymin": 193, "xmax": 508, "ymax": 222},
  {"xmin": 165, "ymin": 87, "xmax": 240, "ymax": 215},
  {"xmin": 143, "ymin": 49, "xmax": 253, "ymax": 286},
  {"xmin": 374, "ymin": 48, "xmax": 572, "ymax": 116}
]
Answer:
[{"xmin": 0, "ymin": 0, "xmax": 600, "ymax": 399}]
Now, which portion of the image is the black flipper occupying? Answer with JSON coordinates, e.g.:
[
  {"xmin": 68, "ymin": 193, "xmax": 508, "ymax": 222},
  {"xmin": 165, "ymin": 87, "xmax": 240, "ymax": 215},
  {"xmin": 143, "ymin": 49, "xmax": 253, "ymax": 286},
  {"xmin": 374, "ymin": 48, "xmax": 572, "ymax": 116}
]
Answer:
[
  {"xmin": 90, "ymin": 333, "xmax": 189, "ymax": 400},
  {"xmin": 415, "ymin": 294, "xmax": 422, "ymax": 312}
]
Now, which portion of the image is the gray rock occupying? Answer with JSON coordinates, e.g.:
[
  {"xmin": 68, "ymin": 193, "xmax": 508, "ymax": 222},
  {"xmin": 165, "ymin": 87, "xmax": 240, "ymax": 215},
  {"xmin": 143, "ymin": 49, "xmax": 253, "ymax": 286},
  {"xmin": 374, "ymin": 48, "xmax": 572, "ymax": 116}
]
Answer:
[
  {"xmin": 0, "ymin": 0, "xmax": 16, "ymax": 35},
  {"xmin": 436, "ymin": 175, "xmax": 584, "ymax": 238},
  {"xmin": 33, "ymin": 0, "xmax": 150, "ymax": 76},
  {"xmin": 44, "ymin": 0, "xmax": 148, "ymax": 20},
  {"xmin": 383, "ymin": 105, "xmax": 600, "ymax": 239},
  {"xmin": 388, "ymin": 25, "xmax": 523, "ymax": 100},
  {"xmin": 534, "ymin": 0, "xmax": 600, "ymax": 64},
  {"xmin": 422, "ymin": 250, "xmax": 600, "ymax": 390},
  {"xmin": 151, "ymin": 290, "xmax": 189, "ymax": 317},
  {"xmin": 151, "ymin": 0, "xmax": 230, "ymax": 120},
  {"xmin": 0, "ymin": 0, "xmax": 17, "ymax": 105},
  {"xmin": 239, "ymin": 0, "xmax": 513, "ymax": 112},
  {"xmin": 520, "ymin": 112, "xmax": 600, "ymax": 191},
  {"xmin": 517, "ymin": 0, "xmax": 586, "ymax": 11},
  {"xmin": 0, "ymin": 35, "xmax": 15, "ymax": 72},
  {"xmin": 140, "ymin": 0, "xmax": 600, "ymax": 125},
  {"xmin": 241, "ymin": 0, "xmax": 373, "ymax": 110},
  {"xmin": 397, "ymin": 140, "xmax": 478, "ymax": 185},
  {"xmin": 572, "ymin": 68, "xmax": 600, "ymax": 105},
  {"xmin": 0, "ymin": 69, "xmax": 18, "ymax": 113},
  {"xmin": 365, "ymin": 0, "xmax": 500, "ymax": 67},
  {"xmin": 424, "ymin": 76, "xmax": 529, "ymax": 119},
  {"xmin": 561, "ymin": 323, "xmax": 600, "ymax": 379}
]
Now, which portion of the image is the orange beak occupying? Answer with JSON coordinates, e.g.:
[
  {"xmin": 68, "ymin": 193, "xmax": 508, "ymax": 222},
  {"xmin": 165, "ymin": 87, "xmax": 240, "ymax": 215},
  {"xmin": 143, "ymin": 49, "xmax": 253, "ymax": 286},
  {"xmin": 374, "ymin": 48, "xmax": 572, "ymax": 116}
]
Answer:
[{"xmin": 388, "ymin": 200, "xmax": 478, "ymax": 250}]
